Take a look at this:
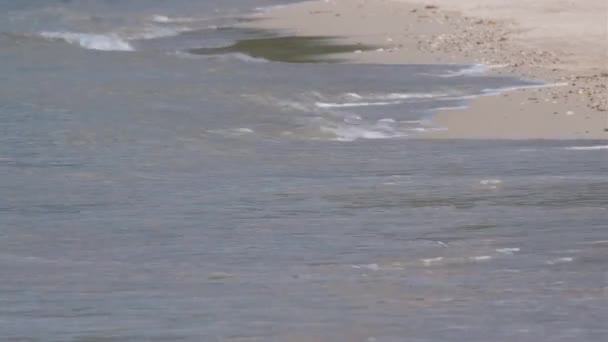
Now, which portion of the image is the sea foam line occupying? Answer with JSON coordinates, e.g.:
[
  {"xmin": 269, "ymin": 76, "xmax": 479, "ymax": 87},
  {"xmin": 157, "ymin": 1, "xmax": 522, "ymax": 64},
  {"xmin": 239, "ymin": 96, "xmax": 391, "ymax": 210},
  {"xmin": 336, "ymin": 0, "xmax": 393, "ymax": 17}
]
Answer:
[
  {"xmin": 564, "ymin": 145, "xmax": 608, "ymax": 151},
  {"xmin": 315, "ymin": 101, "xmax": 401, "ymax": 108},
  {"xmin": 342, "ymin": 92, "xmax": 443, "ymax": 101}
]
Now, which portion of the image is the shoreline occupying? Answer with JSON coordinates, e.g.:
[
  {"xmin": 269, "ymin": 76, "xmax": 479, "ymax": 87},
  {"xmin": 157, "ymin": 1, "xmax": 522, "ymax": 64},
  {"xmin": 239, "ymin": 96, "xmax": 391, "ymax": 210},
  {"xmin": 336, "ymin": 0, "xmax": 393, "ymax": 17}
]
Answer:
[{"xmin": 242, "ymin": 0, "xmax": 608, "ymax": 139}]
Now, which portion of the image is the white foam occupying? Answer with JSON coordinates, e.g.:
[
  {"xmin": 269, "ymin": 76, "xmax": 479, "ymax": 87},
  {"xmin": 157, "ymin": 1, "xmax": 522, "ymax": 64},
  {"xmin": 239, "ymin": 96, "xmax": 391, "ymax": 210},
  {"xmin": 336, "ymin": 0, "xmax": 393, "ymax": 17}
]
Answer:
[
  {"xmin": 422, "ymin": 257, "xmax": 444, "ymax": 266},
  {"xmin": 546, "ymin": 257, "xmax": 574, "ymax": 265},
  {"xmin": 150, "ymin": 14, "xmax": 198, "ymax": 23},
  {"xmin": 335, "ymin": 92, "xmax": 440, "ymax": 103},
  {"xmin": 496, "ymin": 248, "xmax": 520, "ymax": 255},
  {"xmin": 409, "ymin": 127, "xmax": 447, "ymax": 133},
  {"xmin": 169, "ymin": 50, "xmax": 203, "ymax": 59},
  {"xmin": 315, "ymin": 101, "xmax": 400, "ymax": 108},
  {"xmin": 344, "ymin": 92, "xmax": 363, "ymax": 99},
  {"xmin": 320, "ymin": 125, "xmax": 405, "ymax": 141},
  {"xmin": 400, "ymin": 120, "xmax": 430, "ymax": 124},
  {"xmin": 470, "ymin": 255, "xmax": 493, "ymax": 262},
  {"xmin": 40, "ymin": 31, "xmax": 134, "ymax": 51},
  {"xmin": 437, "ymin": 64, "xmax": 488, "ymax": 77},
  {"xmin": 274, "ymin": 99, "xmax": 313, "ymax": 112},
  {"xmin": 369, "ymin": 93, "xmax": 442, "ymax": 100},
  {"xmin": 433, "ymin": 104, "xmax": 469, "ymax": 111},
  {"xmin": 224, "ymin": 52, "xmax": 269, "ymax": 63},
  {"xmin": 564, "ymin": 145, "xmax": 608, "ymax": 151}
]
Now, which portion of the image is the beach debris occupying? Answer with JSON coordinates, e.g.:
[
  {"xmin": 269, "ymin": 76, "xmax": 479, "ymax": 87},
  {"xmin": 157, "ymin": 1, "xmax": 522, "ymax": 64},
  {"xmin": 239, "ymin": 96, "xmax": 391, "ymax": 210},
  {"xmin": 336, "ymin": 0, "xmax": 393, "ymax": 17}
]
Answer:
[{"xmin": 424, "ymin": 5, "xmax": 438, "ymax": 10}]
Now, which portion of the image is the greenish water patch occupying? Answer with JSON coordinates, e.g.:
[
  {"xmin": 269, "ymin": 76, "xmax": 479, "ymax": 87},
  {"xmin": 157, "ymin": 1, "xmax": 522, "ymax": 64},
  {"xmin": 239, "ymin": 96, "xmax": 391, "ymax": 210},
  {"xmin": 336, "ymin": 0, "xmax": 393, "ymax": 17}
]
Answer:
[{"xmin": 187, "ymin": 36, "xmax": 374, "ymax": 63}]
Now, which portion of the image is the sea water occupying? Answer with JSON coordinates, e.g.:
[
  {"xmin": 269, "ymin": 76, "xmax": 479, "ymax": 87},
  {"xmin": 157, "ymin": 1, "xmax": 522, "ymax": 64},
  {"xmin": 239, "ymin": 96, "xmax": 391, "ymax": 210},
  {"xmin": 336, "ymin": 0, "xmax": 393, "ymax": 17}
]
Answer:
[{"xmin": 1, "ymin": 1, "xmax": 607, "ymax": 341}]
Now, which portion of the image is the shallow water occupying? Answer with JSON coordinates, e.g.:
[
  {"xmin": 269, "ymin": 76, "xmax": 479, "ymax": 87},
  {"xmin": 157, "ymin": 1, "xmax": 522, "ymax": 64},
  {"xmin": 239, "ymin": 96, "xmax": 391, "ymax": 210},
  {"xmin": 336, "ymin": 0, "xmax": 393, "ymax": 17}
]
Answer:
[{"xmin": 1, "ymin": 1, "xmax": 607, "ymax": 341}]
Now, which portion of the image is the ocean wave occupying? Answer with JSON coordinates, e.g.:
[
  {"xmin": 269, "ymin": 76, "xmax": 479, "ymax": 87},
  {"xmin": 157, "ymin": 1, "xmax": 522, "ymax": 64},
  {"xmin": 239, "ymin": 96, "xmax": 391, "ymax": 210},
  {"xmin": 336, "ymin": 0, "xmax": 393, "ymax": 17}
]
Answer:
[
  {"xmin": 38, "ymin": 21, "xmax": 211, "ymax": 51},
  {"xmin": 40, "ymin": 31, "xmax": 134, "ymax": 51}
]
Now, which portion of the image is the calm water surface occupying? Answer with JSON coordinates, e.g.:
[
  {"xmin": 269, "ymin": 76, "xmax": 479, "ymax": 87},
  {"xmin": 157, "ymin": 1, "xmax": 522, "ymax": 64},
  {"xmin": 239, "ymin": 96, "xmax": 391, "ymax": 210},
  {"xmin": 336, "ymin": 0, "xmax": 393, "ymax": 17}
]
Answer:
[{"xmin": 1, "ymin": 1, "xmax": 607, "ymax": 341}]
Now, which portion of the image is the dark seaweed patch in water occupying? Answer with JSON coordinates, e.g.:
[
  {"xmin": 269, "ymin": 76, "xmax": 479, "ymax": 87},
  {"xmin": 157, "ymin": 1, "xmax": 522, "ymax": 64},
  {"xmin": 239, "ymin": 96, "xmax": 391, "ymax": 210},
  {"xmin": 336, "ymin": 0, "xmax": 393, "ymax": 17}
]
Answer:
[{"xmin": 186, "ymin": 36, "xmax": 374, "ymax": 63}]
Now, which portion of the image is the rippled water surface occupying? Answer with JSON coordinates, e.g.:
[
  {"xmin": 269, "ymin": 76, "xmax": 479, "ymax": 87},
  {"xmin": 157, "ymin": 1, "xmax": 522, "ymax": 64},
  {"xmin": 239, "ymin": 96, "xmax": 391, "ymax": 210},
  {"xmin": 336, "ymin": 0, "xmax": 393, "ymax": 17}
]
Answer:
[{"xmin": 1, "ymin": 1, "xmax": 607, "ymax": 341}]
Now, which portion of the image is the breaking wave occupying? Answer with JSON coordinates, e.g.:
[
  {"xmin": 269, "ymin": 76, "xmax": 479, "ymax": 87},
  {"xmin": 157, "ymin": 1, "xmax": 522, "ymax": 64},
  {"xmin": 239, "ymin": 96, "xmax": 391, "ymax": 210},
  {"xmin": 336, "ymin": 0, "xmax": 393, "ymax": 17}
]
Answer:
[
  {"xmin": 40, "ymin": 31, "xmax": 134, "ymax": 51},
  {"xmin": 38, "ymin": 21, "xmax": 210, "ymax": 51}
]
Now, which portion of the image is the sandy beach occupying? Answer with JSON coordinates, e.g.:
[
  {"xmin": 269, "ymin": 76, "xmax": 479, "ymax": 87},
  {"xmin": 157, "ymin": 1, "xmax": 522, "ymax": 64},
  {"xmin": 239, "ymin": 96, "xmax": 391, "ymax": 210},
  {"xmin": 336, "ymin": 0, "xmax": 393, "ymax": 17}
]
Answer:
[{"xmin": 244, "ymin": 0, "xmax": 608, "ymax": 139}]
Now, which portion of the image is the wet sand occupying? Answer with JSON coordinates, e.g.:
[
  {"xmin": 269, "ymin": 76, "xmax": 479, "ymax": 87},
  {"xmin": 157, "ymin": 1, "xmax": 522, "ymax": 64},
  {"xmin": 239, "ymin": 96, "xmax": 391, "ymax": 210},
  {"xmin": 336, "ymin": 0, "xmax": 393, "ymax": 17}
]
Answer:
[{"xmin": 243, "ymin": 0, "xmax": 608, "ymax": 139}]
